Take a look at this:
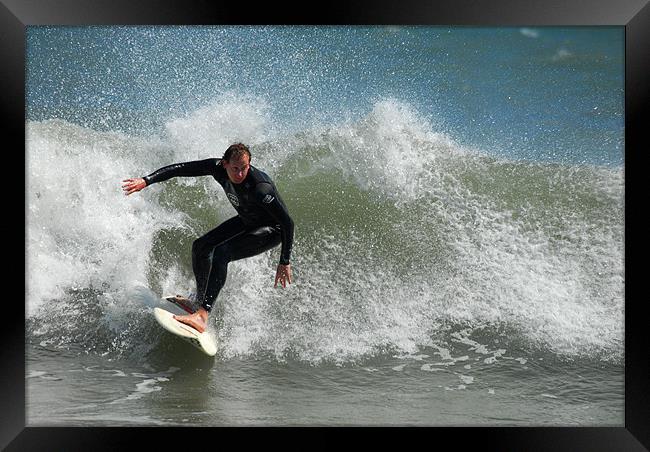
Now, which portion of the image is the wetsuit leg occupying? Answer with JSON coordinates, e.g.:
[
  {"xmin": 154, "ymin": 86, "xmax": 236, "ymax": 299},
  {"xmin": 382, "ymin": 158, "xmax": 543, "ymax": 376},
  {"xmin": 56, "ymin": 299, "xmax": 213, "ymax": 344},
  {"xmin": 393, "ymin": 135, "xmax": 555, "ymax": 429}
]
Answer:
[
  {"xmin": 201, "ymin": 225, "xmax": 282, "ymax": 312},
  {"xmin": 191, "ymin": 216, "xmax": 246, "ymax": 305}
]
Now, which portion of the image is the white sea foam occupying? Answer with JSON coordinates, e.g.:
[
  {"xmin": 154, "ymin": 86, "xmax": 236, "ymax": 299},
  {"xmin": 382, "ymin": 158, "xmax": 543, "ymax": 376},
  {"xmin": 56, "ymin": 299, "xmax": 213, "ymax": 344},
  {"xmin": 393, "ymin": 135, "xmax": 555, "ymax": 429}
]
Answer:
[
  {"xmin": 520, "ymin": 28, "xmax": 540, "ymax": 39},
  {"xmin": 164, "ymin": 92, "xmax": 273, "ymax": 160},
  {"xmin": 26, "ymin": 120, "xmax": 180, "ymax": 315},
  {"xmin": 300, "ymin": 99, "xmax": 462, "ymax": 205}
]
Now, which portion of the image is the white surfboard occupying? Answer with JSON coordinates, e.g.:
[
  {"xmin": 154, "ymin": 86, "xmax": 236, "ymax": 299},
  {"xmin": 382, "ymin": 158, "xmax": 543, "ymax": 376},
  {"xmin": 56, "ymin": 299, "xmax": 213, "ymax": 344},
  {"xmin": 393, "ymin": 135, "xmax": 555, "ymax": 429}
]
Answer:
[{"xmin": 153, "ymin": 307, "xmax": 217, "ymax": 357}]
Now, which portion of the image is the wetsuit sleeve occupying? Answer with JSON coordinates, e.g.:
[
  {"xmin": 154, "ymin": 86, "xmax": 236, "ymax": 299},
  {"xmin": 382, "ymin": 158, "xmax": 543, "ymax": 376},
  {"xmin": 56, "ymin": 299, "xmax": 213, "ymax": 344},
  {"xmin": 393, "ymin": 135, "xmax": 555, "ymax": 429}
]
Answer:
[
  {"xmin": 256, "ymin": 183, "xmax": 294, "ymax": 265},
  {"xmin": 143, "ymin": 158, "xmax": 220, "ymax": 186}
]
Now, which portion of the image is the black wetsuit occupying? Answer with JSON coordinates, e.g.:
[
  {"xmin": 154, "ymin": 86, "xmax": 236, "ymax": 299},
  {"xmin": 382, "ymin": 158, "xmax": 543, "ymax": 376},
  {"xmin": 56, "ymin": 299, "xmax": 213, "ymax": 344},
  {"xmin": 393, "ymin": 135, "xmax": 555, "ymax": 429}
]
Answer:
[{"xmin": 143, "ymin": 159, "xmax": 294, "ymax": 312}]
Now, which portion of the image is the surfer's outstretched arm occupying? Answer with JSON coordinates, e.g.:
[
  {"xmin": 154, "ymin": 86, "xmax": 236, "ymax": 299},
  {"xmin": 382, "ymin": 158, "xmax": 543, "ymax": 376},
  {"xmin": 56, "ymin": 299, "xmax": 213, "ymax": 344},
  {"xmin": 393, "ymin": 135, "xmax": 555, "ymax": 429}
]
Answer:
[{"xmin": 122, "ymin": 158, "xmax": 220, "ymax": 195}]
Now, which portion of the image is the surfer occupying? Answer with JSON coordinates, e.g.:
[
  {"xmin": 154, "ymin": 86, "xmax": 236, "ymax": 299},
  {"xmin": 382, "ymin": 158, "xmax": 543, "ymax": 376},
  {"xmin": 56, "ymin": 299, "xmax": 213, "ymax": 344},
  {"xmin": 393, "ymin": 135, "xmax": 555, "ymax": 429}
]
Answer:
[{"xmin": 122, "ymin": 143, "xmax": 294, "ymax": 333}]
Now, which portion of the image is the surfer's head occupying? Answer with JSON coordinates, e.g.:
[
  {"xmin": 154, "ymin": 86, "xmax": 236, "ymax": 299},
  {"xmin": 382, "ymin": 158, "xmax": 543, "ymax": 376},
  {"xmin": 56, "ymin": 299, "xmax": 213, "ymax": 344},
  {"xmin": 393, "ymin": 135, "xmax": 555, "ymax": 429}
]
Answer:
[{"xmin": 222, "ymin": 143, "xmax": 251, "ymax": 184}]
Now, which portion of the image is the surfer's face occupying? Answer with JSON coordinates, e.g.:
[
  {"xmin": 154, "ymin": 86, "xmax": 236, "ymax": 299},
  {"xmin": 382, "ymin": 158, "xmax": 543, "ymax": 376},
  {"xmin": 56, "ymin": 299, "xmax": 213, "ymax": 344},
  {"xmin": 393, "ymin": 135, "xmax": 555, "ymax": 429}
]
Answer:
[{"xmin": 223, "ymin": 154, "xmax": 250, "ymax": 184}]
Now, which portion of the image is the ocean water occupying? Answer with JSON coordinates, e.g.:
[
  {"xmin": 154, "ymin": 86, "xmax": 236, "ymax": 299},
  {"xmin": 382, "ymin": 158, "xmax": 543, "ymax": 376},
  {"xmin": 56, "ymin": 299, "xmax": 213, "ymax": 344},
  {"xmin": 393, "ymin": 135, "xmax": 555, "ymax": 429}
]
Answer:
[{"xmin": 26, "ymin": 26, "xmax": 624, "ymax": 426}]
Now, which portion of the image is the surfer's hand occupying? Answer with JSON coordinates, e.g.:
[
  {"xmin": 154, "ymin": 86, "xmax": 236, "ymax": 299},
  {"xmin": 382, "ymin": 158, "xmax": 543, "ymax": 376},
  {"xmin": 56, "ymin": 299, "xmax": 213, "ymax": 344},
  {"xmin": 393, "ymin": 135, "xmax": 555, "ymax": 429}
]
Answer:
[
  {"xmin": 122, "ymin": 178, "xmax": 147, "ymax": 196},
  {"xmin": 275, "ymin": 264, "xmax": 292, "ymax": 288}
]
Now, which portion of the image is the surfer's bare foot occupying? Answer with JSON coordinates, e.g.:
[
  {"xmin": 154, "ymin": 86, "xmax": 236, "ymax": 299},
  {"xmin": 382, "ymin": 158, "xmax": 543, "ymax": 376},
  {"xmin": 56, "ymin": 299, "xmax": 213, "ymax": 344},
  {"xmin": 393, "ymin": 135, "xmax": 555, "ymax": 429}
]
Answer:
[
  {"xmin": 174, "ymin": 307, "xmax": 208, "ymax": 333},
  {"xmin": 170, "ymin": 294, "xmax": 197, "ymax": 314}
]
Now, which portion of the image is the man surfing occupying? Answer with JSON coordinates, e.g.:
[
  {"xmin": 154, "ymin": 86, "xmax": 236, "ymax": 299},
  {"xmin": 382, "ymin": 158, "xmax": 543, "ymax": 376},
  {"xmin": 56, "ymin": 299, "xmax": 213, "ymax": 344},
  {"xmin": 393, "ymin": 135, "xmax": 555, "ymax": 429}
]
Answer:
[{"xmin": 122, "ymin": 143, "xmax": 294, "ymax": 333}]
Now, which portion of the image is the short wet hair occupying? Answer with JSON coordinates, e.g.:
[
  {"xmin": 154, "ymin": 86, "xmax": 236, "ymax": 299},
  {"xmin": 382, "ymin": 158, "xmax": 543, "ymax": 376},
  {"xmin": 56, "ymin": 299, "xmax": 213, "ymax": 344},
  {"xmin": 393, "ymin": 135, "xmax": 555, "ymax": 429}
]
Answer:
[{"xmin": 222, "ymin": 143, "xmax": 251, "ymax": 162}]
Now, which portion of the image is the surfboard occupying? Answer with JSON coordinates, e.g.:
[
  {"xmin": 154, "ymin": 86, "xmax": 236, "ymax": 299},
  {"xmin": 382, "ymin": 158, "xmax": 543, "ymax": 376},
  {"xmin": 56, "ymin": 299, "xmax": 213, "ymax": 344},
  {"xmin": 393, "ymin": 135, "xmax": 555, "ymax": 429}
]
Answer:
[{"xmin": 153, "ymin": 307, "xmax": 217, "ymax": 357}]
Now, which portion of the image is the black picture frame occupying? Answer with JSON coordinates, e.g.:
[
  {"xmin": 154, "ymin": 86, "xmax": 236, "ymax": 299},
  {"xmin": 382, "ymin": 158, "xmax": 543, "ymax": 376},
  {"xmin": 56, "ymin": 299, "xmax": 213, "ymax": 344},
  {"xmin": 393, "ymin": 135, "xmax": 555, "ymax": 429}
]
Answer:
[{"xmin": 7, "ymin": 0, "xmax": 648, "ymax": 450}]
